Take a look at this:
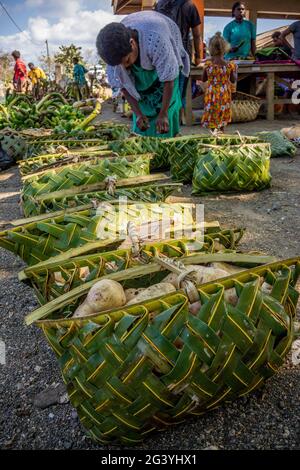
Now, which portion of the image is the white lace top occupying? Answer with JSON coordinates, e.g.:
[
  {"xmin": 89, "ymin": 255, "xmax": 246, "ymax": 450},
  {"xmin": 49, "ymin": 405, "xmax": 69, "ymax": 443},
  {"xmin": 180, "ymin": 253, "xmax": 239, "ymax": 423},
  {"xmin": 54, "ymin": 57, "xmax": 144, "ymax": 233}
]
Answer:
[{"xmin": 107, "ymin": 11, "xmax": 190, "ymax": 101}]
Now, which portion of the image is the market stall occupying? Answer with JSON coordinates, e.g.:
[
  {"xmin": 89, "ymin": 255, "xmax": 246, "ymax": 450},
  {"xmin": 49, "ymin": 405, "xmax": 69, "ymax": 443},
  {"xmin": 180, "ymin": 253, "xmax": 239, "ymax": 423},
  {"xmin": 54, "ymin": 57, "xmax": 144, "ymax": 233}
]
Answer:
[
  {"xmin": 113, "ymin": 1, "xmax": 300, "ymax": 124},
  {"xmin": 186, "ymin": 63, "xmax": 300, "ymax": 125}
]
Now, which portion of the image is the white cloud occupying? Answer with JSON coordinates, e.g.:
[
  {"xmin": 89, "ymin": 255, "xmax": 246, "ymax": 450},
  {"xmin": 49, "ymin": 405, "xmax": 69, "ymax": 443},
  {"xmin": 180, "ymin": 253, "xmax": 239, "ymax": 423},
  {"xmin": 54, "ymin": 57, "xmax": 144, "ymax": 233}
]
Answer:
[
  {"xmin": 25, "ymin": 0, "xmax": 81, "ymax": 17},
  {"xmin": 25, "ymin": 0, "xmax": 44, "ymax": 6},
  {"xmin": 0, "ymin": 6, "xmax": 122, "ymax": 65},
  {"xmin": 29, "ymin": 9, "xmax": 118, "ymax": 43}
]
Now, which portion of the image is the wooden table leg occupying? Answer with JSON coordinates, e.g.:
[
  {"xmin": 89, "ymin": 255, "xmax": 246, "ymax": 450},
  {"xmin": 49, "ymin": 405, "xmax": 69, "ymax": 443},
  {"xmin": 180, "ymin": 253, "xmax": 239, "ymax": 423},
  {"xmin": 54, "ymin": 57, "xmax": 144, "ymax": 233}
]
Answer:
[
  {"xmin": 250, "ymin": 75, "xmax": 256, "ymax": 96},
  {"xmin": 185, "ymin": 75, "xmax": 193, "ymax": 127},
  {"xmin": 266, "ymin": 72, "xmax": 275, "ymax": 121}
]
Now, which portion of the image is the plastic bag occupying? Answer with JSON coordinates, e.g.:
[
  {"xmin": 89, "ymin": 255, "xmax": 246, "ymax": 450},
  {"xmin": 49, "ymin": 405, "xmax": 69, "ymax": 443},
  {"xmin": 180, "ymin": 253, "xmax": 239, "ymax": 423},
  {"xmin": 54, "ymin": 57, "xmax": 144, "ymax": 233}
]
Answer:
[
  {"xmin": 0, "ymin": 144, "xmax": 14, "ymax": 171},
  {"xmin": 257, "ymin": 131, "xmax": 297, "ymax": 158}
]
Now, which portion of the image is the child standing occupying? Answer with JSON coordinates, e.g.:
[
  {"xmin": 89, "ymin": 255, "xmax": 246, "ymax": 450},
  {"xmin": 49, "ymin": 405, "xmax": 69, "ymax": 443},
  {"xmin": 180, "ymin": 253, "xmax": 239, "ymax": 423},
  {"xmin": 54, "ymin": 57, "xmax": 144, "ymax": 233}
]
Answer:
[{"xmin": 201, "ymin": 32, "xmax": 237, "ymax": 132}]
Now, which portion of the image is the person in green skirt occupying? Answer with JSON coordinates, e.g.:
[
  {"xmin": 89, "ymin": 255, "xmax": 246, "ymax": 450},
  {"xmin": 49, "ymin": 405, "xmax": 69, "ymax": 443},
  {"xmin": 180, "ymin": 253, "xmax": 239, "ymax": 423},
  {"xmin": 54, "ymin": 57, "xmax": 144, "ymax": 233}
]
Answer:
[{"xmin": 96, "ymin": 11, "xmax": 190, "ymax": 138}]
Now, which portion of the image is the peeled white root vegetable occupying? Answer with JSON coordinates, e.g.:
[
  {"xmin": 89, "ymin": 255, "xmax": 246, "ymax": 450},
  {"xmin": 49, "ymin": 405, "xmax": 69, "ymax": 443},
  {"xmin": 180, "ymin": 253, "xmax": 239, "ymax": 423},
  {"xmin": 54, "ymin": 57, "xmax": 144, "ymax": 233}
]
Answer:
[
  {"xmin": 163, "ymin": 265, "xmax": 230, "ymax": 288},
  {"xmin": 211, "ymin": 262, "xmax": 245, "ymax": 275},
  {"xmin": 73, "ymin": 279, "xmax": 126, "ymax": 317},
  {"xmin": 224, "ymin": 288, "xmax": 239, "ymax": 306},
  {"xmin": 126, "ymin": 283, "xmax": 176, "ymax": 305},
  {"xmin": 281, "ymin": 126, "xmax": 300, "ymax": 140},
  {"xmin": 261, "ymin": 282, "xmax": 273, "ymax": 295},
  {"xmin": 125, "ymin": 288, "xmax": 146, "ymax": 303}
]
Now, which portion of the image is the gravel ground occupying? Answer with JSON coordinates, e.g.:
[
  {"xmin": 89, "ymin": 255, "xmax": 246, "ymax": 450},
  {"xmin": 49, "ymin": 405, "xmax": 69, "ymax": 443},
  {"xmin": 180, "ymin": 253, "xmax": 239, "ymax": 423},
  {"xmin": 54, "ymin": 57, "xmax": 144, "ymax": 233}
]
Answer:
[{"xmin": 0, "ymin": 116, "xmax": 300, "ymax": 450}]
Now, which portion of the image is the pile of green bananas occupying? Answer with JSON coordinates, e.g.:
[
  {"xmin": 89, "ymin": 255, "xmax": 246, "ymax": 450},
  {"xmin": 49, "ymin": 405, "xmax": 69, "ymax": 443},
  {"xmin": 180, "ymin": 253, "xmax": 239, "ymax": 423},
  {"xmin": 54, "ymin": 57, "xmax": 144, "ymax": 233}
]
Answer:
[{"xmin": 0, "ymin": 93, "xmax": 86, "ymax": 132}]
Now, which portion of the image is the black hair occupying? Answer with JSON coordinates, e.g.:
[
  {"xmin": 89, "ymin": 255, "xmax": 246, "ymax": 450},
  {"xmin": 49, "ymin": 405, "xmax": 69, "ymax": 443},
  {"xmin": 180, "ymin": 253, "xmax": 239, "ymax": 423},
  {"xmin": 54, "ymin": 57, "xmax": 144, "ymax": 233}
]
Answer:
[
  {"xmin": 28, "ymin": 62, "xmax": 34, "ymax": 67},
  {"xmin": 272, "ymin": 31, "xmax": 281, "ymax": 39},
  {"xmin": 96, "ymin": 22, "xmax": 133, "ymax": 66},
  {"xmin": 73, "ymin": 57, "xmax": 79, "ymax": 63},
  {"xmin": 232, "ymin": 2, "xmax": 245, "ymax": 17},
  {"xmin": 11, "ymin": 50, "xmax": 20, "ymax": 59}
]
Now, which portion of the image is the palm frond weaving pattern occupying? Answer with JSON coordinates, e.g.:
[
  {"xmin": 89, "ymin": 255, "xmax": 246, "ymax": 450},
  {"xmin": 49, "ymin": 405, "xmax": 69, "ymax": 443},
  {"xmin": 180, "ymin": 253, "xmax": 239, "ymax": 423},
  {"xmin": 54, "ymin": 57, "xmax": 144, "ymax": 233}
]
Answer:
[
  {"xmin": 0, "ymin": 203, "xmax": 198, "ymax": 266},
  {"xmin": 19, "ymin": 150, "xmax": 113, "ymax": 176},
  {"xmin": 22, "ymin": 182, "xmax": 181, "ymax": 218},
  {"xmin": 21, "ymin": 154, "xmax": 151, "ymax": 201},
  {"xmin": 192, "ymin": 144, "xmax": 271, "ymax": 194},
  {"xmin": 0, "ymin": 129, "xmax": 28, "ymax": 160},
  {"xmin": 22, "ymin": 229, "xmax": 243, "ymax": 303},
  {"xmin": 168, "ymin": 135, "xmax": 260, "ymax": 183},
  {"xmin": 25, "ymin": 123, "xmax": 130, "ymax": 156},
  {"xmin": 109, "ymin": 136, "xmax": 167, "ymax": 170},
  {"xmin": 36, "ymin": 258, "xmax": 300, "ymax": 444},
  {"xmin": 26, "ymin": 139, "xmax": 106, "ymax": 157}
]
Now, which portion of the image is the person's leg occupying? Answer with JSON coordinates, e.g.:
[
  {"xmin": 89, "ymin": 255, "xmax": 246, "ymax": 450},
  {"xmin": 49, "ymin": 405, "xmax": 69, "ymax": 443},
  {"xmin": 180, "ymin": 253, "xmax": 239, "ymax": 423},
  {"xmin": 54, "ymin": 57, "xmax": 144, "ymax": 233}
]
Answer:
[{"xmin": 179, "ymin": 73, "xmax": 189, "ymax": 125}]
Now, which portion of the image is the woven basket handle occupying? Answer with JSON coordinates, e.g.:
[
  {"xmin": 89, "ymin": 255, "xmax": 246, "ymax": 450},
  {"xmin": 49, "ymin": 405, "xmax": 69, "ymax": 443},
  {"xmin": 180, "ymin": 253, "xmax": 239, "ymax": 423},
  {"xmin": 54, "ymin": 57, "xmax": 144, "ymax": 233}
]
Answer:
[
  {"xmin": 104, "ymin": 175, "xmax": 117, "ymax": 196},
  {"xmin": 235, "ymin": 130, "xmax": 246, "ymax": 145},
  {"xmin": 153, "ymin": 255, "xmax": 200, "ymax": 303},
  {"xmin": 55, "ymin": 145, "xmax": 69, "ymax": 154},
  {"xmin": 127, "ymin": 221, "xmax": 142, "ymax": 257}
]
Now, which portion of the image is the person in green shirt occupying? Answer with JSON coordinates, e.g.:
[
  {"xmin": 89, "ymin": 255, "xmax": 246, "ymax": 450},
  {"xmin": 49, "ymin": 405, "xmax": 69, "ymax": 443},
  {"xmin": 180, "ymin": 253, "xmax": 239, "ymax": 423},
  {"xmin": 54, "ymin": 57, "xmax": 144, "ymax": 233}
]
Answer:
[
  {"xmin": 223, "ymin": 2, "xmax": 256, "ymax": 60},
  {"xmin": 73, "ymin": 57, "xmax": 89, "ymax": 100}
]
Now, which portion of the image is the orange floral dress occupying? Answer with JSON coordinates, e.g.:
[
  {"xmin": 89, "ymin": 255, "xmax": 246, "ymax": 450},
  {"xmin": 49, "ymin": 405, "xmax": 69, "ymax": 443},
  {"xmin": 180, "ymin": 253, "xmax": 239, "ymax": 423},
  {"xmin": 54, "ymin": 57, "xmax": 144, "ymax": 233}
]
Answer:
[{"xmin": 201, "ymin": 60, "xmax": 236, "ymax": 129}]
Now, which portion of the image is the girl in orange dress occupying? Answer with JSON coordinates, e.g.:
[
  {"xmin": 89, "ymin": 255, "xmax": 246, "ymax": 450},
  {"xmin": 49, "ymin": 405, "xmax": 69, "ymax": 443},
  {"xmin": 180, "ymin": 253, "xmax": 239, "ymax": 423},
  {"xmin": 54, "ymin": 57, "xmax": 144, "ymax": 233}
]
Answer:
[{"xmin": 201, "ymin": 32, "xmax": 237, "ymax": 131}]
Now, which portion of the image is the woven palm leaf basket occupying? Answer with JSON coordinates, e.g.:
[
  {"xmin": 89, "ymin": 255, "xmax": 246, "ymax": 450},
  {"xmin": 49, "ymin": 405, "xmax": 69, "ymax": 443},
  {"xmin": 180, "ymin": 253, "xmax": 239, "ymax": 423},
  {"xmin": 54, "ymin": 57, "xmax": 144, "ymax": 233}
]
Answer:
[
  {"xmin": 0, "ymin": 203, "xmax": 206, "ymax": 266},
  {"xmin": 24, "ymin": 123, "xmax": 130, "ymax": 156},
  {"xmin": 26, "ymin": 139, "xmax": 107, "ymax": 158},
  {"xmin": 20, "ymin": 228, "xmax": 244, "ymax": 304},
  {"xmin": 19, "ymin": 148, "xmax": 111, "ymax": 177},
  {"xmin": 168, "ymin": 135, "xmax": 260, "ymax": 183},
  {"xmin": 231, "ymin": 92, "xmax": 262, "ymax": 123},
  {"xmin": 0, "ymin": 128, "xmax": 28, "ymax": 161},
  {"xmin": 22, "ymin": 182, "xmax": 182, "ymax": 218},
  {"xmin": 109, "ymin": 135, "xmax": 168, "ymax": 170},
  {"xmin": 25, "ymin": 254, "xmax": 300, "ymax": 444},
  {"xmin": 21, "ymin": 153, "xmax": 151, "ymax": 203},
  {"xmin": 192, "ymin": 143, "xmax": 271, "ymax": 194}
]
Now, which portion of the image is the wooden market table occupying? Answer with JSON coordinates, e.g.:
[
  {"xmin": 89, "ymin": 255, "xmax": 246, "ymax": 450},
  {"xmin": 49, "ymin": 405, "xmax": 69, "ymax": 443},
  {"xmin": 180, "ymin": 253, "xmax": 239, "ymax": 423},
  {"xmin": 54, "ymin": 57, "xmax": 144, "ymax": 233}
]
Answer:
[{"xmin": 186, "ymin": 63, "xmax": 300, "ymax": 126}]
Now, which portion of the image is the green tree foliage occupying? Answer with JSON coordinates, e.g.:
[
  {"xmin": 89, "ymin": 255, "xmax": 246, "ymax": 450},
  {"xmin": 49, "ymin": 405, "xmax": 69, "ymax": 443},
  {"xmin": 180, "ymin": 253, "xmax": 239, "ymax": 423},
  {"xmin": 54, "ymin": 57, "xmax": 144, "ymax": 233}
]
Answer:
[
  {"xmin": 54, "ymin": 44, "xmax": 85, "ymax": 77},
  {"xmin": 0, "ymin": 52, "xmax": 14, "ymax": 84},
  {"xmin": 38, "ymin": 53, "xmax": 55, "ymax": 75}
]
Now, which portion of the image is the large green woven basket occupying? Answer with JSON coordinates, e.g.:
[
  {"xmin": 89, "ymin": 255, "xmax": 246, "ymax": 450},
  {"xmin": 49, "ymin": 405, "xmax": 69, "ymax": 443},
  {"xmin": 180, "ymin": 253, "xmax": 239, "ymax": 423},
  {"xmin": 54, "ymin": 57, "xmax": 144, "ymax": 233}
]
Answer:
[
  {"xmin": 21, "ymin": 153, "xmax": 151, "ymax": 202},
  {"xmin": 109, "ymin": 134, "xmax": 260, "ymax": 174},
  {"xmin": 0, "ymin": 203, "xmax": 204, "ymax": 266},
  {"xmin": 20, "ymin": 229, "xmax": 244, "ymax": 304},
  {"xmin": 0, "ymin": 128, "xmax": 28, "ymax": 161},
  {"xmin": 192, "ymin": 143, "xmax": 271, "ymax": 194},
  {"xmin": 109, "ymin": 136, "xmax": 167, "ymax": 170},
  {"xmin": 19, "ymin": 149, "xmax": 114, "ymax": 176},
  {"xmin": 26, "ymin": 257, "xmax": 300, "ymax": 444},
  {"xmin": 25, "ymin": 139, "xmax": 106, "ymax": 158},
  {"xmin": 169, "ymin": 135, "xmax": 260, "ymax": 183},
  {"xmin": 25, "ymin": 123, "xmax": 130, "ymax": 156},
  {"xmin": 23, "ymin": 183, "xmax": 181, "ymax": 218}
]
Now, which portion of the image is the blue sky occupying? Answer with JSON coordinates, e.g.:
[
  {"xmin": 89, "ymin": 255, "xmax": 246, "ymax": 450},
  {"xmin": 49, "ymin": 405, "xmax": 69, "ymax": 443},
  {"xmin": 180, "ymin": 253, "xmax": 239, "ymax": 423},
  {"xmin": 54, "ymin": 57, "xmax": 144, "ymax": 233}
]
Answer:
[{"xmin": 0, "ymin": 0, "xmax": 294, "ymax": 64}]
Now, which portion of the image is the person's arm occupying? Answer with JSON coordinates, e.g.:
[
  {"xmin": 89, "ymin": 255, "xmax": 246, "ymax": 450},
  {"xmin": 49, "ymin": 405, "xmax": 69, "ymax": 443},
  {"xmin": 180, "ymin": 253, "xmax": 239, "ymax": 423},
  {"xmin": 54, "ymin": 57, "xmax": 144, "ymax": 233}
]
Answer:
[
  {"xmin": 189, "ymin": 4, "xmax": 202, "ymax": 66},
  {"xmin": 230, "ymin": 66, "xmax": 237, "ymax": 84},
  {"xmin": 281, "ymin": 27, "xmax": 295, "ymax": 54},
  {"xmin": 156, "ymin": 80, "xmax": 174, "ymax": 134},
  {"xmin": 250, "ymin": 22, "xmax": 257, "ymax": 57},
  {"xmin": 224, "ymin": 24, "xmax": 237, "ymax": 54},
  {"xmin": 223, "ymin": 24, "xmax": 234, "ymax": 52},
  {"xmin": 146, "ymin": 32, "xmax": 179, "ymax": 133},
  {"xmin": 17, "ymin": 62, "xmax": 26, "ymax": 79},
  {"xmin": 192, "ymin": 25, "xmax": 202, "ymax": 66},
  {"xmin": 121, "ymin": 88, "xmax": 149, "ymax": 131}
]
